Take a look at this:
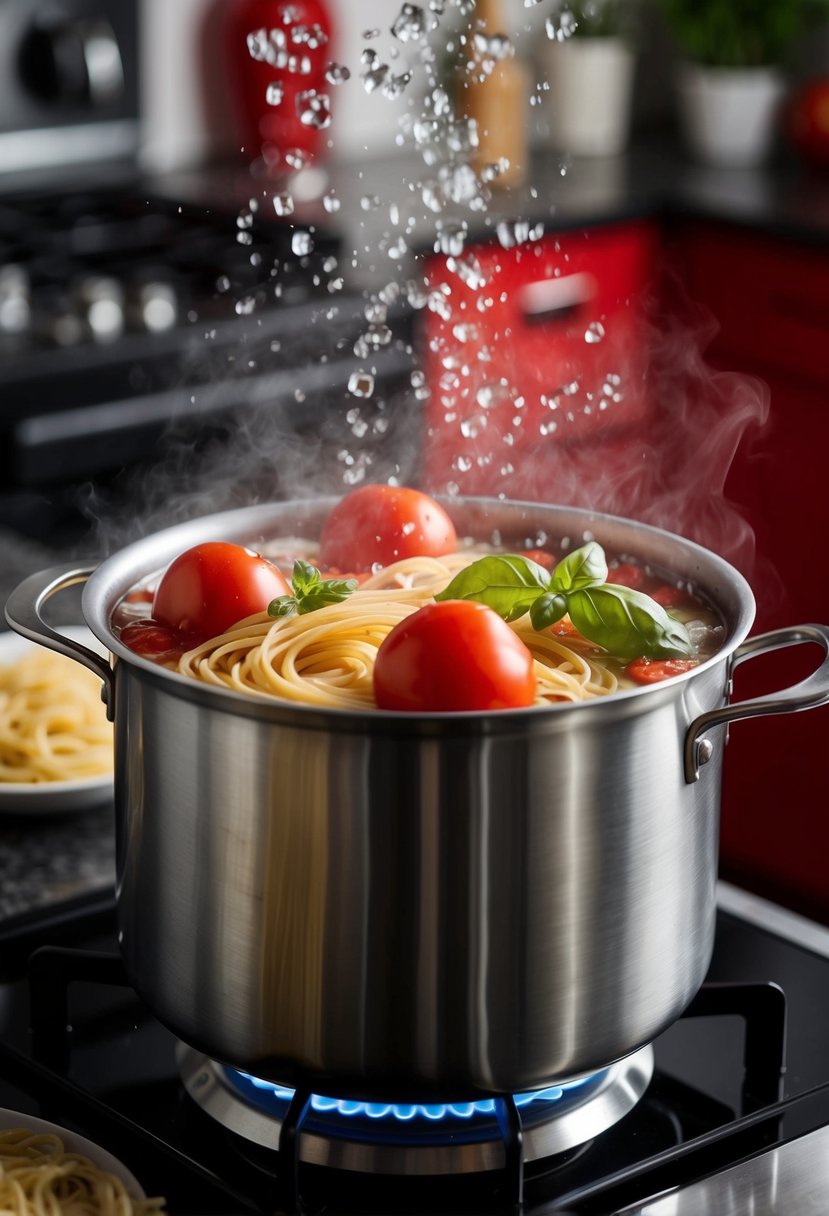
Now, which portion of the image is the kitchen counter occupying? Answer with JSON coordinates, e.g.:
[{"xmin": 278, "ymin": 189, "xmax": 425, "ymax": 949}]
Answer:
[
  {"xmin": 155, "ymin": 139, "xmax": 829, "ymax": 280},
  {"xmin": 0, "ymin": 804, "xmax": 114, "ymax": 929}
]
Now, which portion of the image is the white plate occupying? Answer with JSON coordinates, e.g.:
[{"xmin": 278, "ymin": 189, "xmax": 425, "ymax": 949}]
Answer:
[
  {"xmin": 0, "ymin": 625, "xmax": 114, "ymax": 815},
  {"xmin": 0, "ymin": 1107, "xmax": 146, "ymax": 1198}
]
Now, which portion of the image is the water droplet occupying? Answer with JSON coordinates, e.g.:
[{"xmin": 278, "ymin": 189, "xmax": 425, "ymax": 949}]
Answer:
[
  {"xmin": 235, "ymin": 296, "xmax": 256, "ymax": 316},
  {"xmin": 325, "ymin": 62, "xmax": 351, "ymax": 85},
  {"xmin": 447, "ymin": 253, "xmax": 485, "ymax": 290},
  {"xmin": 546, "ymin": 10, "xmax": 579, "ymax": 41},
  {"xmin": 246, "ymin": 28, "xmax": 270, "ymax": 61},
  {"xmin": 383, "ymin": 71, "xmax": 413, "ymax": 100},
  {"xmin": 291, "ymin": 231, "xmax": 313, "ymax": 256},
  {"xmin": 584, "ymin": 321, "xmax": 605, "ymax": 345},
  {"xmin": 406, "ymin": 280, "xmax": 428, "ymax": 310},
  {"xmin": 387, "ymin": 236, "xmax": 408, "ymax": 261},
  {"xmin": 364, "ymin": 301, "xmax": 388, "ymax": 326},
  {"xmin": 216, "ymin": 275, "xmax": 231, "ymax": 293},
  {"xmin": 323, "ymin": 190, "xmax": 341, "ymax": 213},
  {"xmin": 273, "ymin": 192, "xmax": 294, "ymax": 217},
  {"xmin": 287, "ymin": 53, "xmax": 312, "ymax": 75},
  {"xmin": 265, "ymin": 81, "xmax": 284, "ymax": 106},
  {"xmin": 392, "ymin": 3, "xmax": 426, "ymax": 42},
  {"xmin": 296, "ymin": 89, "xmax": 331, "ymax": 129},
  {"xmin": 361, "ymin": 49, "xmax": 389, "ymax": 93},
  {"xmin": 349, "ymin": 371, "xmax": 375, "ymax": 398},
  {"xmin": 435, "ymin": 220, "xmax": 467, "ymax": 257},
  {"xmin": 291, "ymin": 22, "xmax": 328, "ymax": 49},
  {"xmin": 285, "ymin": 147, "xmax": 309, "ymax": 170}
]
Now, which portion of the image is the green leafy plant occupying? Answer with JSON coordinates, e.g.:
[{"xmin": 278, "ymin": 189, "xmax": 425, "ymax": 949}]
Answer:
[
  {"xmin": 435, "ymin": 542, "xmax": 693, "ymax": 661},
  {"xmin": 655, "ymin": 0, "xmax": 829, "ymax": 68},
  {"xmin": 268, "ymin": 560, "xmax": 357, "ymax": 618}
]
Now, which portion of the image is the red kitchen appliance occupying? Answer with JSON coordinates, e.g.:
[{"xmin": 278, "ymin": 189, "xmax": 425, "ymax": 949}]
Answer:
[{"xmin": 220, "ymin": 0, "xmax": 334, "ymax": 172}]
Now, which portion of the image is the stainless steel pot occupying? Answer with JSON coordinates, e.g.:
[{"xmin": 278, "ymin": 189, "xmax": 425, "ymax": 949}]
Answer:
[{"xmin": 7, "ymin": 498, "xmax": 829, "ymax": 1101}]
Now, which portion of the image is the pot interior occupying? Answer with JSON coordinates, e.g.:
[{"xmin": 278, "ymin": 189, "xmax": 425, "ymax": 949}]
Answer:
[{"xmin": 84, "ymin": 496, "xmax": 755, "ymax": 712}]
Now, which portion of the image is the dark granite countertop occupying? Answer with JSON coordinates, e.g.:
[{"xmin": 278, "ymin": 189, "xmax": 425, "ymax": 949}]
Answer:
[{"xmin": 156, "ymin": 140, "xmax": 829, "ymax": 273}]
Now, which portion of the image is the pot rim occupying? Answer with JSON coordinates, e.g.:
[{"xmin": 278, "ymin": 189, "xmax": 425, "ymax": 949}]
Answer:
[{"xmin": 81, "ymin": 495, "xmax": 756, "ymax": 729}]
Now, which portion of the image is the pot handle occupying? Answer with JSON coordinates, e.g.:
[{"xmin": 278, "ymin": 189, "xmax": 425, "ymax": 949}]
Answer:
[
  {"xmin": 685, "ymin": 624, "xmax": 829, "ymax": 782},
  {"xmin": 4, "ymin": 564, "xmax": 114, "ymax": 718}
]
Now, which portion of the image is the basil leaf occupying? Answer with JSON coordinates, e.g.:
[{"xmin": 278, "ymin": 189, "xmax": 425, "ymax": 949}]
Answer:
[
  {"xmin": 549, "ymin": 541, "xmax": 608, "ymax": 594},
  {"xmin": 296, "ymin": 577, "xmax": 358, "ymax": 615},
  {"xmin": 435, "ymin": 554, "xmax": 551, "ymax": 622},
  {"xmin": 529, "ymin": 592, "xmax": 569, "ymax": 631},
  {"xmin": 567, "ymin": 584, "xmax": 694, "ymax": 661},
  {"xmin": 269, "ymin": 595, "xmax": 298, "ymax": 618},
  {"xmin": 291, "ymin": 559, "xmax": 321, "ymax": 596},
  {"xmin": 268, "ymin": 563, "xmax": 357, "ymax": 618}
]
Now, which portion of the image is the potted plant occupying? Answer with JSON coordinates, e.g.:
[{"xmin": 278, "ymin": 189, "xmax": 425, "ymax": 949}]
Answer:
[
  {"xmin": 544, "ymin": 1, "xmax": 637, "ymax": 157},
  {"xmin": 656, "ymin": 0, "xmax": 829, "ymax": 166}
]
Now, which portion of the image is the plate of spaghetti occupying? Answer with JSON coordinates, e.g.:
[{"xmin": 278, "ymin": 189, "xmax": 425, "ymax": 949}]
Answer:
[
  {"xmin": 0, "ymin": 626, "xmax": 114, "ymax": 813},
  {"xmin": 0, "ymin": 1109, "xmax": 165, "ymax": 1214}
]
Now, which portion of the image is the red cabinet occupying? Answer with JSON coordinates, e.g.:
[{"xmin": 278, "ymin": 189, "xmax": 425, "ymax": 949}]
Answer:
[
  {"xmin": 419, "ymin": 220, "xmax": 659, "ymax": 509},
  {"xmin": 667, "ymin": 222, "xmax": 829, "ymax": 922},
  {"xmin": 420, "ymin": 212, "xmax": 829, "ymax": 923}
]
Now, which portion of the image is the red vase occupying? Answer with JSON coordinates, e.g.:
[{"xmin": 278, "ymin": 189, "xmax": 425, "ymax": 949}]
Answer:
[{"xmin": 221, "ymin": 0, "xmax": 334, "ymax": 171}]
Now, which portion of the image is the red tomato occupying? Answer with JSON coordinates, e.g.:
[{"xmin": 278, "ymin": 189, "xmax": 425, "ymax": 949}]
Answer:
[
  {"xmin": 625, "ymin": 657, "xmax": 699, "ymax": 685},
  {"xmin": 373, "ymin": 600, "xmax": 537, "ymax": 712},
  {"xmin": 651, "ymin": 583, "xmax": 690, "ymax": 609},
  {"xmin": 152, "ymin": 542, "xmax": 290, "ymax": 642},
  {"xmin": 521, "ymin": 548, "xmax": 554, "ymax": 570},
  {"xmin": 119, "ymin": 621, "xmax": 185, "ymax": 664},
  {"xmin": 319, "ymin": 485, "xmax": 458, "ymax": 573},
  {"xmin": 606, "ymin": 562, "xmax": 645, "ymax": 590}
]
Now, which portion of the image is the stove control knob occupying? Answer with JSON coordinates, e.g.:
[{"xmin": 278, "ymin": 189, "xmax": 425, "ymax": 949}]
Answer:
[
  {"xmin": 18, "ymin": 15, "xmax": 124, "ymax": 108},
  {"xmin": 76, "ymin": 276, "xmax": 125, "ymax": 344},
  {"xmin": 129, "ymin": 280, "xmax": 179, "ymax": 335},
  {"xmin": 0, "ymin": 265, "xmax": 31, "ymax": 337}
]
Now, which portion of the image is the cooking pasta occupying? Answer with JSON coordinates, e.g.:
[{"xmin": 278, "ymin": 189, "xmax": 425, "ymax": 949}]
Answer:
[
  {"xmin": 0, "ymin": 647, "xmax": 113, "ymax": 784},
  {"xmin": 0, "ymin": 1126, "xmax": 164, "ymax": 1215},
  {"xmin": 177, "ymin": 553, "xmax": 621, "ymax": 708}
]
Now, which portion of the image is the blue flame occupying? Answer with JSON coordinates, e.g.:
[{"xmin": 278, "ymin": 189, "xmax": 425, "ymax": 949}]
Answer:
[{"xmin": 226, "ymin": 1069, "xmax": 596, "ymax": 1123}]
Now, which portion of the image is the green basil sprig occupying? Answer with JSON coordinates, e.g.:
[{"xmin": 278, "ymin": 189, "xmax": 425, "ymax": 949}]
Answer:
[
  {"xmin": 435, "ymin": 542, "xmax": 693, "ymax": 661},
  {"xmin": 268, "ymin": 559, "xmax": 357, "ymax": 618}
]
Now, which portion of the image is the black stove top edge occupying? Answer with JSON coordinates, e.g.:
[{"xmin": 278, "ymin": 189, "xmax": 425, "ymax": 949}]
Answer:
[{"xmin": 1, "ymin": 884, "xmax": 829, "ymax": 1214}]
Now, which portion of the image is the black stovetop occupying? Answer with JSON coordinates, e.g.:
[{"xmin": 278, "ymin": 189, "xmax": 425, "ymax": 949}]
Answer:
[{"xmin": 0, "ymin": 883, "xmax": 829, "ymax": 1214}]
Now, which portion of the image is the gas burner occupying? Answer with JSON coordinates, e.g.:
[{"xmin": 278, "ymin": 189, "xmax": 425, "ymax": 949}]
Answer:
[{"xmin": 177, "ymin": 1043, "xmax": 654, "ymax": 1176}]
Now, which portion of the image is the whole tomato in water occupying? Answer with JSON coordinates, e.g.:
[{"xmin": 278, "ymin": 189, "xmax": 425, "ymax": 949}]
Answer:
[
  {"xmin": 319, "ymin": 485, "xmax": 458, "ymax": 574},
  {"xmin": 373, "ymin": 600, "xmax": 538, "ymax": 712},
  {"xmin": 152, "ymin": 542, "xmax": 290, "ymax": 642},
  {"xmin": 221, "ymin": 0, "xmax": 333, "ymax": 170}
]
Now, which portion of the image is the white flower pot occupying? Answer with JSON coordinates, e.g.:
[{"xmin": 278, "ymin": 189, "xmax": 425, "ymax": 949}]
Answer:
[
  {"xmin": 676, "ymin": 64, "xmax": 786, "ymax": 168},
  {"xmin": 545, "ymin": 37, "xmax": 635, "ymax": 157}
]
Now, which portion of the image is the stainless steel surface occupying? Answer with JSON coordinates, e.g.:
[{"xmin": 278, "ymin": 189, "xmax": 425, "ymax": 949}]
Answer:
[
  {"xmin": 6, "ymin": 498, "xmax": 829, "ymax": 1100},
  {"xmin": 684, "ymin": 624, "xmax": 829, "ymax": 780},
  {"xmin": 618, "ymin": 1123, "xmax": 829, "ymax": 1214},
  {"xmin": 0, "ymin": 0, "xmax": 138, "ymax": 176},
  {"xmin": 178, "ymin": 1043, "xmax": 654, "ymax": 1175}
]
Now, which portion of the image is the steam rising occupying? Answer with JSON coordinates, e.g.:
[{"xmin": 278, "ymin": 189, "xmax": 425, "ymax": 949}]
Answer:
[{"xmin": 81, "ymin": 0, "xmax": 771, "ymax": 599}]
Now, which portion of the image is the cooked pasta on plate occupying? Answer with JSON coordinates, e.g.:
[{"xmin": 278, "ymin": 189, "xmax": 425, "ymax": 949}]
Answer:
[
  {"xmin": 0, "ymin": 1109, "xmax": 164, "ymax": 1215},
  {"xmin": 0, "ymin": 628, "xmax": 114, "ymax": 813}
]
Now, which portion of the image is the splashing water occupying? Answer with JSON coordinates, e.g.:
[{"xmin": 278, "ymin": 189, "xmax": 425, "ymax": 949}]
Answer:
[{"xmin": 87, "ymin": 0, "xmax": 772, "ymax": 571}]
